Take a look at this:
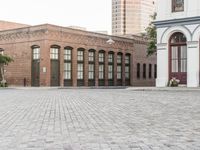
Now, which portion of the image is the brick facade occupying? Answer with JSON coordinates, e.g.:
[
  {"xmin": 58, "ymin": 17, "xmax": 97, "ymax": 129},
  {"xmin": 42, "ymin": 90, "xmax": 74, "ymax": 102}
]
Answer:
[{"xmin": 0, "ymin": 23, "xmax": 156, "ymax": 87}]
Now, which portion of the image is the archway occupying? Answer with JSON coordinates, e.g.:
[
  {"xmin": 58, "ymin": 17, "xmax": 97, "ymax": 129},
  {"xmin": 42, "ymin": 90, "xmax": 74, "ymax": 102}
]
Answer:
[{"xmin": 169, "ymin": 32, "xmax": 187, "ymax": 84}]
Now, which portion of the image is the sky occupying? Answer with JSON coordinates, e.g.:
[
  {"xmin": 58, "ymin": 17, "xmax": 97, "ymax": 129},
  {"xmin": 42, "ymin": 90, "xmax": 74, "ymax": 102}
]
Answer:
[{"xmin": 0, "ymin": 0, "xmax": 112, "ymax": 33}]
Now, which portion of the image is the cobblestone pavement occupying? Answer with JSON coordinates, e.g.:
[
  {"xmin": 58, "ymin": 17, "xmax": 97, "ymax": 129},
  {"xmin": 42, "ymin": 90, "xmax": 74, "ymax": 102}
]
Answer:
[{"xmin": 0, "ymin": 88, "xmax": 200, "ymax": 150}]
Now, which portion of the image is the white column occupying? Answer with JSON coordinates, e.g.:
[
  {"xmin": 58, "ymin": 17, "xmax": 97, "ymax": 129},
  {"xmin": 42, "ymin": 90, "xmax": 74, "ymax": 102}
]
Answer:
[
  {"xmin": 156, "ymin": 43, "xmax": 169, "ymax": 87},
  {"xmin": 187, "ymin": 41, "xmax": 199, "ymax": 87}
]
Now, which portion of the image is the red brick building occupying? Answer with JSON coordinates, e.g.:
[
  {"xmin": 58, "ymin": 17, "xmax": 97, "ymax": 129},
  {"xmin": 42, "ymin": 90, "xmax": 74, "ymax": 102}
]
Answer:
[{"xmin": 0, "ymin": 22, "xmax": 156, "ymax": 87}]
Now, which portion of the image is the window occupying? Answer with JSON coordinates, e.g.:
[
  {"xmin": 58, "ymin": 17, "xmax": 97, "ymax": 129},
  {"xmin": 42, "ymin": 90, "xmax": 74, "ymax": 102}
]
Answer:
[
  {"xmin": 117, "ymin": 65, "xmax": 122, "ymax": 79},
  {"xmin": 180, "ymin": 46, "xmax": 187, "ymax": 72},
  {"xmin": 171, "ymin": 46, "xmax": 178, "ymax": 72},
  {"xmin": 117, "ymin": 54, "xmax": 122, "ymax": 64},
  {"xmin": 77, "ymin": 64, "xmax": 84, "ymax": 79},
  {"xmin": 170, "ymin": 32, "xmax": 187, "ymax": 73},
  {"xmin": 64, "ymin": 63, "xmax": 71, "ymax": 79},
  {"xmin": 88, "ymin": 64, "xmax": 94, "ymax": 79},
  {"xmin": 154, "ymin": 64, "xmax": 157, "ymax": 79},
  {"xmin": 50, "ymin": 48, "xmax": 59, "ymax": 60},
  {"xmin": 64, "ymin": 49, "xmax": 71, "ymax": 61},
  {"xmin": 125, "ymin": 55, "xmax": 130, "ymax": 64},
  {"xmin": 149, "ymin": 64, "xmax": 152, "ymax": 78},
  {"xmin": 88, "ymin": 51, "xmax": 95, "ymax": 62},
  {"xmin": 99, "ymin": 65, "xmax": 104, "ymax": 79},
  {"xmin": 143, "ymin": 64, "xmax": 146, "ymax": 79},
  {"xmin": 108, "ymin": 65, "xmax": 113, "ymax": 79},
  {"xmin": 125, "ymin": 66, "xmax": 130, "ymax": 79},
  {"xmin": 137, "ymin": 63, "xmax": 140, "ymax": 79},
  {"xmin": 108, "ymin": 53, "xmax": 114, "ymax": 63},
  {"xmin": 99, "ymin": 52, "xmax": 104, "ymax": 62},
  {"xmin": 172, "ymin": 0, "xmax": 184, "ymax": 12},
  {"xmin": 77, "ymin": 50, "xmax": 84, "ymax": 61},
  {"xmin": 33, "ymin": 47, "xmax": 40, "ymax": 60}
]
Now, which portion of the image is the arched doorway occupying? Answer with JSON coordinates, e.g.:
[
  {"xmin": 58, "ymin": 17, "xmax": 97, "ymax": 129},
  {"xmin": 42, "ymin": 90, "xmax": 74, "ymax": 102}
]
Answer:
[{"xmin": 169, "ymin": 32, "xmax": 187, "ymax": 84}]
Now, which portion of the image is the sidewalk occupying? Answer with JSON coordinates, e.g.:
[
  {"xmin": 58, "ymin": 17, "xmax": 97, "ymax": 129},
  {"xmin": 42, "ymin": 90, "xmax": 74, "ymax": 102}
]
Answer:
[{"xmin": 127, "ymin": 86, "xmax": 200, "ymax": 91}]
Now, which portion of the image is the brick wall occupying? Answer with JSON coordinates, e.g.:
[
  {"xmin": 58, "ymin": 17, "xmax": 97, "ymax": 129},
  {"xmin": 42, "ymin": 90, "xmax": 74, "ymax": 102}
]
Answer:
[{"xmin": 0, "ymin": 24, "xmax": 156, "ymax": 87}]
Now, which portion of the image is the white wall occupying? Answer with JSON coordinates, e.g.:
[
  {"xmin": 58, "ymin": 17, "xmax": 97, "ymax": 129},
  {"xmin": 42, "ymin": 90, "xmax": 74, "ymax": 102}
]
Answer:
[{"xmin": 156, "ymin": 0, "xmax": 200, "ymax": 21}]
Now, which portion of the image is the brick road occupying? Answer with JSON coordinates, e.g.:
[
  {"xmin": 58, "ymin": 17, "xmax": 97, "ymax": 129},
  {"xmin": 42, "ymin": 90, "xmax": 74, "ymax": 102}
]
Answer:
[{"xmin": 0, "ymin": 88, "xmax": 200, "ymax": 150}]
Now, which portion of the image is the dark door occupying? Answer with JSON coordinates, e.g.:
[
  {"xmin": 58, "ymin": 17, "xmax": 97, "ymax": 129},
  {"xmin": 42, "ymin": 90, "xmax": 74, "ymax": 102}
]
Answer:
[
  {"xmin": 170, "ymin": 45, "xmax": 187, "ymax": 84},
  {"xmin": 32, "ymin": 60, "xmax": 40, "ymax": 86},
  {"xmin": 51, "ymin": 60, "xmax": 60, "ymax": 86}
]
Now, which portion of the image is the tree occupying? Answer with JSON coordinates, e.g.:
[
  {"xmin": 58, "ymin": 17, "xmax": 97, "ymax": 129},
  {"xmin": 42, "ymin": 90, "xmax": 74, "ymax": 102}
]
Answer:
[
  {"xmin": 144, "ymin": 13, "xmax": 157, "ymax": 56},
  {"xmin": 0, "ymin": 54, "xmax": 13, "ymax": 87}
]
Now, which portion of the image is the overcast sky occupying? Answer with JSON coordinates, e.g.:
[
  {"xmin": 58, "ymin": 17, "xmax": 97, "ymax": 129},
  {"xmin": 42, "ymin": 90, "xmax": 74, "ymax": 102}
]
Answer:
[{"xmin": 0, "ymin": 0, "xmax": 112, "ymax": 33}]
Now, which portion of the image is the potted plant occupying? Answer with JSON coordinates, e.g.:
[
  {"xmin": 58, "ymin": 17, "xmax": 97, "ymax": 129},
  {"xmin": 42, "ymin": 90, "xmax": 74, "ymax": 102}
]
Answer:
[{"xmin": 169, "ymin": 77, "xmax": 180, "ymax": 87}]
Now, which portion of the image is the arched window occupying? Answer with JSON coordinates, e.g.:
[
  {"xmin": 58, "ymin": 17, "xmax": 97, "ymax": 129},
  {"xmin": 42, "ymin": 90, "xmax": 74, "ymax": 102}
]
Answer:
[
  {"xmin": 77, "ymin": 48, "xmax": 85, "ymax": 86},
  {"xmin": 88, "ymin": 49, "xmax": 95, "ymax": 86},
  {"xmin": 64, "ymin": 46, "xmax": 73, "ymax": 86},
  {"xmin": 32, "ymin": 46, "xmax": 40, "ymax": 60},
  {"xmin": 108, "ymin": 51, "xmax": 114, "ymax": 81},
  {"xmin": 98, "ymin": 50, "xmax": 105, "ymax": 86},
  {"xmin": 117, "ymin": 53, "xmax": 122, "ymax": 80},
  {"xmin": 50, "ymin": 45, "xmax": 60, "ymax": 60},
  {"xmin": 137, "ymin": 63, "xmax": 140, "ymax": 79},
  {"xmin": 170, "ymin": 32, "xmax": 187, "ymax": 84},
  {"xmin": 172, "ymin": 0, "xmax": 184, "ymax": 12}
]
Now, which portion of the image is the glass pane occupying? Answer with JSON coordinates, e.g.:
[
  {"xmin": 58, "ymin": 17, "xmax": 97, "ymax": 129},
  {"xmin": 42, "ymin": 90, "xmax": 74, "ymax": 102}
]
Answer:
[
  {"xmin": 108, "ymin": 65, "xmax": 113, "ymax": 71},
  {"xmin": 181, "ymin": 60, "xmax": 187, "ymax": 72},
  {"xmin": 117, "ymin": 54, "xmax": 122, "ymax": 63},
  {"xmin": 172, "ymin": 60, "xmax": 178, "ymax": 72},
  {"xmin": 99, "ymin": 53, "xmax": 104, "ymax": 62},
  {"xmin": 108, "ymin": 54, "xmax": 113, "ymax": 63},
  {"xmin": 181, "ymin": 46, "xmax": 187, "ymax": 59},
  {"xmin": 99, "ymin": 65, "xmax": 104, "ymax": 79},
  {"xmin": 125, "ymin": 55, "xmax": 130, "ymax": 64},
  {"xmin": 33, "ymin": 48, "xmax": 40, "ymax": 60},
  {"xmin": 125, "ymin": 66, "xmax": 129, "ymax": 72},
  {"xmin": 89, "ymin": 72, "xmax": 94, "ymax": 79},
  {"xmin": 89, "ymin": 52, "xmax": 94, "ymax": 61},
  {"xmin": 171, "ymin": 47, "xmax": 178, "ymax": 59},
  {"xmin": 174, "ymin": 0, "xmax": 184, "ymax": 12},
  {"xmin": 89, "ymin": 64, "xmax": 94, "ymax": 71},
  {"xmin": 77, "ymin": 51, "xmax": 84, "ymax": 61}
]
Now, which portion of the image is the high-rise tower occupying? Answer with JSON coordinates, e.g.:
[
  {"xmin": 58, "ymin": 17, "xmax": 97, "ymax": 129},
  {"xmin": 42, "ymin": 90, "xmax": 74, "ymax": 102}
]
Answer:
[{"xmin": 112, "ymin": 0, "xmax": 156, "ymax": 35}]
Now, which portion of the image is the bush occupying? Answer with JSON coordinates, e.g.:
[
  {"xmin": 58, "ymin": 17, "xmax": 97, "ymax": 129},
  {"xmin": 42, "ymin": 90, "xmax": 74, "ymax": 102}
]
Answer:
[{"xmin": 0, "ymin": 81, "xmax": 8, "ymax": 87}]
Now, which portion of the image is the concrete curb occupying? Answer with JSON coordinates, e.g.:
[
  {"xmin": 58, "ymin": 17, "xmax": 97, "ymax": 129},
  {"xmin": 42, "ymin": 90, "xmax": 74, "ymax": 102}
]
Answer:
[{"xmin": 127, "ymin": 87, "xmax": 200, "ymax": 91}]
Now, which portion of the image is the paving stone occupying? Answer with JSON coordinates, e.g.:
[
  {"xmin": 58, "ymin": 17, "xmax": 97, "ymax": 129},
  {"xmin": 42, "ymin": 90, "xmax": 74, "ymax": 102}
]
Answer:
[{"xmin": 0, "ymin": 88, "xmax": 200, "ymax": 150}]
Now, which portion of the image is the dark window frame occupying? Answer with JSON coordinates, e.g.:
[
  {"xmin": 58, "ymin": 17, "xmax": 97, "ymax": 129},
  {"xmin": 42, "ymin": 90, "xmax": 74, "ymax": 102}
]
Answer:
[
  {"xmin": 149, "ymin": 64, "xmax": 152, "ymax": 79},
  {"xmin": 77, "ymin": 48, "xmax": 85, "ymax": 80},
  {"xmin": 64, "ymin": 47, "xmax": 73, "ymax": 80},
  {"xmin": 172, "ymin": 0, "xmax": 184, "ymax": 12},
  {"xmin": 154, "ymin": 64, "xmax": 157, "ymax": 79},
  {"xmin": 137, "ymin": 63, "xmax": 140, "ymax": 79},
  {"xmin": 143, "ymin": 64, "xmax": 146, "ymax": 79}
]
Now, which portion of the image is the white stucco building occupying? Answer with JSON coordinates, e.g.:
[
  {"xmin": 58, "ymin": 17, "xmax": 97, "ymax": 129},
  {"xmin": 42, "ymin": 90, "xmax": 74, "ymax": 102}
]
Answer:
[{"xmin": 154, "ymin": 0, "xmax": 200, "ymax": 87}]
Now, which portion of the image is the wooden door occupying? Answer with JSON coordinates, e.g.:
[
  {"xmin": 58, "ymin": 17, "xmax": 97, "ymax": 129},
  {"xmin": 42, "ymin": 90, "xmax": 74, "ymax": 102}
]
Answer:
[
  {"xmin": 170, "ymin": 45, "xmax": 187, "ymax": 84},
  {"xmin": 32, "ymin": 60, "xmax": 40, "ymax": 86},
  {"xmin": 51, "ymin": 60, "xmax": 60, "ymax": 86}
]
